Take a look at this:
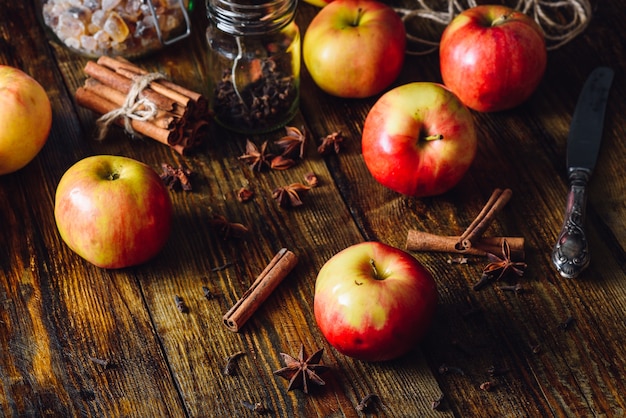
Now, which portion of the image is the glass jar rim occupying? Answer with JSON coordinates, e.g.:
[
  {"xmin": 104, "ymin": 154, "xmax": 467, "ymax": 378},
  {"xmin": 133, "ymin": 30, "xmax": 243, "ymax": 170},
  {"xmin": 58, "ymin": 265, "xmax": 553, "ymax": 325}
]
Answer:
[{"xmin": 207, "ymin": 0, "xmax": 297, "ymax": 36}]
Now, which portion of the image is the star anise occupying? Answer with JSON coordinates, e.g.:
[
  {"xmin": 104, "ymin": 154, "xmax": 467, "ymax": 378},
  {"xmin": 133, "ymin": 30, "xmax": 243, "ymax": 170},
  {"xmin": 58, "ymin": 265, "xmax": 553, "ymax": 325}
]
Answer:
[
  {"xmin": 160, "ymin": 163, "xmax": 193, "ymax": 191},
  {"xmin": 318, "ymin": 131, "xmax": 345, "ymax": 155},
  {"xmin": 273, "ymin": 345, "xmax": 329, "ymax": 394},
  {"xmin": 272, "ymin": 183, "xmax": 311, "ymax": 208},
  {"xmin": 474, "ymin": 239, "xmax": 526, "ymax": 290},
  {"xmin": 239, "ymin": 139, "xmax": 273, "ymax": 172},
  {"xmin": 275, "ymin": 125, "xmax": 307, "ymax": 159},
  {"xmin": 209, "ymin": 214, "xmax": 249, "ymax": 240}
]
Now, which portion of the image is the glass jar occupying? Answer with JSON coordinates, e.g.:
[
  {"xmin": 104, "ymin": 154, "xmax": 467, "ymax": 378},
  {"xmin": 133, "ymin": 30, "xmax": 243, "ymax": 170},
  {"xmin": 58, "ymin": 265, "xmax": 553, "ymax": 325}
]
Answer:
[
  {"xmin": 38, "ymin": 0, "xmax": 193, "ymax": 58},
  {"xmin": 206, "ymin": 0, "xmax": 300, "ymax": 134}
]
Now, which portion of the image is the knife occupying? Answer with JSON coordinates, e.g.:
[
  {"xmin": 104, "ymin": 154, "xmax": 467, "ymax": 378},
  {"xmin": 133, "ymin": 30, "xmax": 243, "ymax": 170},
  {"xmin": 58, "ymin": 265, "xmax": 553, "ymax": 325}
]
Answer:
[{"xmin": 551, "ymin": 66, "xmax": 614, "ymax": 279}]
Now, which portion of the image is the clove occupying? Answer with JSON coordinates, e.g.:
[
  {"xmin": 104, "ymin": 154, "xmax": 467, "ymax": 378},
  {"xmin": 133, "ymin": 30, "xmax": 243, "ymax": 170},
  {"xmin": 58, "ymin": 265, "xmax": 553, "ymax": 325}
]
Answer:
[
  {"xmin": 241, "ymin": 400, "xmax": 269, "ymax": 414},
  {"xmin": 88, "ymin": 356, "xmax": 110, "ymax": 369},
  {"xmin": 224, "ymin": 351, "xmax": 246, "ymax": 376},
  {"xmin": 431, "ymin": 393, "xmax": 445, "ymax": 410},
  {"xmin": 356, "ymin": 393, "xmax": 378, "ymax": 413},
  {"xmin": 559, "ymin": 316, "xmax": 575, "ymax": 330},
  {"xmin": 438, "ymin": 363, "xmax": 465, "ymax": 376},
  {"xmin": 174, "ymin": 295, "xmax": 188, "ymax": 313}
]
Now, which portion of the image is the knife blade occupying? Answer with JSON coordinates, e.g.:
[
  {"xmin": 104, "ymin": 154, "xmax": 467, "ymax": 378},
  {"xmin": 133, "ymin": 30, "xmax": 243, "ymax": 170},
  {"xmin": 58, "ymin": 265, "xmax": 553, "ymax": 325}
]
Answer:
[{"xmin": 551, "ymin": 66, "xmax": 614, "ymax": 279}]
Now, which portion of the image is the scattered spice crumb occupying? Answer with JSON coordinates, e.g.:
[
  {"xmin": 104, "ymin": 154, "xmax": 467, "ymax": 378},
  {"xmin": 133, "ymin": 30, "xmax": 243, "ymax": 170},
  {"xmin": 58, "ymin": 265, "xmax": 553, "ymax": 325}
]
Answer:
[
  {"xmin": 559, "ymin": 316, "xmax": 575, "ymax": 330},
  {"xmin": 431, "ymin": 393, "xmax": 444, "ymax": 410},
  {"xmin": 500, "ymin": 283, "xmax": 525, "ymax": 294},
  {"xmin": 237, "ymin": 187, "xmax": 254, "ymax": 202},
  {"xmin": 304, "ymin": 171, "xmax": 318, "ymax": 187},
  {"xmin": 486, "ymin": 365, "xmax": 510, "ymax": 377},
  {"xmin": 174, "ymin": 295, "xmax": 188, "ymax": 313},
  {"xmin": 447, "ymin": 256, "xmax": 469, "ymax": 265},
  {"xmin": 438, "ymin": 363, "xmax": 465, "ymax": 376},
  {"xmin": 202, "ymin": 285, "xmax": 214, "ymax": 300},
  {"xmin": 318, "ymin": 131, "xmax": 345, "ymax": 155},
  {"xmin": 356, "ymin": 393, "xmax": 379, "ymax": 413},
  {"xmin": 480, "ymin": 381, "xmax": 495, "ymax": 391},
  {"xmin": 88, "ymin": 356, "xmax": 110, "ymax": 369},
  {"xmin": 211, "ymin": 262, "xmax": 234, "ymax": 272},
  {"xmin": 241, "ymin": 400, "xmax": 270, "ymax": 414},
  {"xmin": 160, "ymin": 163, "xmax": 193, "ymax": 191},
  {"xmin": 224, "ymin": 351, "xmax": 246, "ymax": 376}
]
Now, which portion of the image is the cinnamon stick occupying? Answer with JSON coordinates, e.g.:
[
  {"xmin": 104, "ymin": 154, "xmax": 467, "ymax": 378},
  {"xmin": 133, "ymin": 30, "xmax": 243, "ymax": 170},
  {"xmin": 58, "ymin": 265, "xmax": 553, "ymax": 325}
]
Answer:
[
  {"xmin": 98, "ymin": 55, "xmax": 208, "ymax": 118},
  {"xmin": 406, "ymin": 230, "xmax": 525, "ymax": 260},
  {"xmin": 84, "ymin": 61, "xmax": 177, "ymax": 112},
  {"xmin": 456, "ymin": 188, "xmax": 512, "ymax": 250},
  {"xmin": 75, "ymin": 87, "xmax": 185, "ymax": 155},
  {"xmin": 223, "ymin": 248, "xmax": 298, "ymax": 332}
]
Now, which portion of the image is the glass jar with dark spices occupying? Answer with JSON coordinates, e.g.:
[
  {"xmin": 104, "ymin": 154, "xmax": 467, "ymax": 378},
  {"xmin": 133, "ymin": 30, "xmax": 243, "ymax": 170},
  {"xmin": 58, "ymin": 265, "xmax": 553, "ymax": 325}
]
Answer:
[{"xmin": 206, "ymin": 0, "xmax": 300, "ymax": 134}]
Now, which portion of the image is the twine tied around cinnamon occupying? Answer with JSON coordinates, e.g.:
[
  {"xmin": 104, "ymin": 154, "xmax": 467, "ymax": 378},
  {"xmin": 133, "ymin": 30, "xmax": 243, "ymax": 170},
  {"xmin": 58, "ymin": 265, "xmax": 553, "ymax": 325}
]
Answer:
[
  {"xmin": 396, "ymin": 0, "xmax": 592, "ymax": 55},
  {"xmin": 95, "ymin": 72, "xmax": 166, "ymax": 141}
]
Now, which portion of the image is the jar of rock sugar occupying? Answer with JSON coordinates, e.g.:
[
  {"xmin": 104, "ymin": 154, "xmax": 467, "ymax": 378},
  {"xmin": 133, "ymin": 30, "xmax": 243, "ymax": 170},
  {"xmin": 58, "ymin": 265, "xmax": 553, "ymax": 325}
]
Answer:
[{"xmin": 38, "ymin": 0, "xmax": 193, "ymax": 58}]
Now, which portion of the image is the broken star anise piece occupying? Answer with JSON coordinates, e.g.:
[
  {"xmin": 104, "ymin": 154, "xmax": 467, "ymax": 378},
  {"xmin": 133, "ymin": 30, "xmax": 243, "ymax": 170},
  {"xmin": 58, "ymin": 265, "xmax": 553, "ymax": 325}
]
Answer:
[
  {"xmin": 272, "ymin": 183, "xmax": 311, "ymax": 208},
  {"xmin": 275, "ymin": 125, "xmax": 307, "ymax": 159},
  {"xmin": 160, "ymin": 163, "xmax": 193, "ymax": 191},
  {"xmin": 273, "ymin": 345, "xmax": 329, "ymax": 394},
  {"xmin": 209, "ymin": 214, "xmax": 249, "ymax": 240},
  {"xmin": 239, "ymin": 139, "xmax": 274, "ymax": 172},
  {"xmin": 237, "ymin": 187, "xmax": 254, "ymax": 202},
  {"xmin": 270, "ymin": 154, "xmax": 297, "ymax": 171},
  {"xmin": 474, "ymin": 239, "xmax": 527, "ymax": 290},
  {"xmin": 318, "ymin": 131, "xmax": 345, "ymax": 155},
  {"xmin": 303, "ymin": 171, "xmax": 318, "ymax": 187}
]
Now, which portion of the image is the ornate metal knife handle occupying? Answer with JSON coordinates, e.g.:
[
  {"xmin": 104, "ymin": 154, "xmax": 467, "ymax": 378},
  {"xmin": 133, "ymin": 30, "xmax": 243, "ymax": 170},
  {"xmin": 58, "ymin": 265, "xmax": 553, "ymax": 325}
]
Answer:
[{"xmin": 552, "ymin": 168, "xmax": 591, "ymax": 278}]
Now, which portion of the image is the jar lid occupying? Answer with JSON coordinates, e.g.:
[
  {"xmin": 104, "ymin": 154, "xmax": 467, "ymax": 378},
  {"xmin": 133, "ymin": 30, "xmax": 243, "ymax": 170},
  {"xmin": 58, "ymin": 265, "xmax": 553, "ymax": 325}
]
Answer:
[{"xmin": 207, "ymin": 0, "xmax": 297, "ymax": 36}]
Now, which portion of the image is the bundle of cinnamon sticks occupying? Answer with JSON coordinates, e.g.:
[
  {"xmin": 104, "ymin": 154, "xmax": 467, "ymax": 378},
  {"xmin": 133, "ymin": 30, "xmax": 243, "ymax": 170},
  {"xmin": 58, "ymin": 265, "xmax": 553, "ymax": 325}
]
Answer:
[{"xmin": 75, "ymin": 56, "xmax": 211, "ymax": 155}]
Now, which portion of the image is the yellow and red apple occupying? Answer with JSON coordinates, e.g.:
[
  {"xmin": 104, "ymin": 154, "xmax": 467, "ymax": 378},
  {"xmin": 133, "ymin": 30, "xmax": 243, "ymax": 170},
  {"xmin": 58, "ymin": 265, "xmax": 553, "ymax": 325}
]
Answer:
[
  {"xmin": 55, "ymin": 155, "xmax": 173, "ymax": 269},
  {"xmin": 314, "ymin": 242, "xmax": 438, "ymax": 362},
  {"xmin": 303, "ymin": 0, "xmax": 406, "ymax": 98},
  {"xmin": 0, "ymin": 65, "xmax": 52, "ymax": 175}
]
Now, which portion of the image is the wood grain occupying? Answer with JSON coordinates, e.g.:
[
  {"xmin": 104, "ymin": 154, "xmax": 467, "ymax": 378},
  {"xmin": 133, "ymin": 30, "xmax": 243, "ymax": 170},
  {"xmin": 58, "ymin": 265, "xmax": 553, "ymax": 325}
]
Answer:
[{"xmin": 2, "ymin": 0, "xmax": 626, "ymax": 416}]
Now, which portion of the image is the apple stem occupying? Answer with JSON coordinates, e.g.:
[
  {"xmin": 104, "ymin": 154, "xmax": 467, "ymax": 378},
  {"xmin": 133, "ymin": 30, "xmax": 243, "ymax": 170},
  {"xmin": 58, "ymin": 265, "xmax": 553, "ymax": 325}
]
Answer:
[
  {"xmin": 424, "ymin": 134, "xmax": 444, "ymax": 141},
  {"xmin": 369, "ymin": 259, "xmax": 380, "ymax": 280},
  {"xmin": 491, "ymin": 14, "xmax": 512, "ymax": 27},
  {"xmin": 353, "ymin": 8, "xmax": 364, "ymax": 27}
]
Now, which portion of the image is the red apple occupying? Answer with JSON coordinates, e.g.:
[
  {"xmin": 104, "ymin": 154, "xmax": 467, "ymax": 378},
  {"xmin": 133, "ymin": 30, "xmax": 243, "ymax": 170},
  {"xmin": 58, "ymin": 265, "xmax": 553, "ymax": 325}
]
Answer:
[
  {"xmin": 439, "ymin": 5, "xmax": 547, "ymax": 112},
  {"xmin": 54, "ymin": 155, "xmax": 173, "ymax": 269},
  {"xmin": 314, "ymin": 241, "xmax": 437, "ymax": 362},
  {"xmin": 303, "ymin": 0, "xmax": 406, "ymax": 98},
  {"xmin": 361, "ymin": 82, "xmax": 477, "ymax": 197},
  {"xmin": 0, "ymin": 65, "xmax": 52, "ymax": 175}
]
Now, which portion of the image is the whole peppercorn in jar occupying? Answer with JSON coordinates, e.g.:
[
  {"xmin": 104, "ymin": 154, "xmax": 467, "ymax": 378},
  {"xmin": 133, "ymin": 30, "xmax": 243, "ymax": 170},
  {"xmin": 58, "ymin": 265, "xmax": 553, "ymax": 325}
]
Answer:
[
  {"xmin": 38, "ymin": 0, "xmax": 193, "ymax": 58},
  {"xmin": 205, "ymin": 0, "xmax": 300, "ymax": 134}
]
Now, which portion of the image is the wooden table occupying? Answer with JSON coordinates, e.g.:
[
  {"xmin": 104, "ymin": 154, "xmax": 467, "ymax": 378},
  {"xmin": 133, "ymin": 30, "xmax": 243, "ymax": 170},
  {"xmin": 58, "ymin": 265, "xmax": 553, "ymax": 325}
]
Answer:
[{"xmin": 1, "ymin": 1, "xmax": 625, "ymax": 416}]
